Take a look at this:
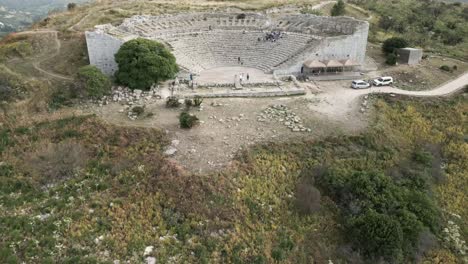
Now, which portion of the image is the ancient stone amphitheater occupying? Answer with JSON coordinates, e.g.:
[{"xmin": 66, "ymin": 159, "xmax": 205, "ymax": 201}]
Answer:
[{"xmin": 86, "ymin": 12, "xmax": 369, "ymax": 80}]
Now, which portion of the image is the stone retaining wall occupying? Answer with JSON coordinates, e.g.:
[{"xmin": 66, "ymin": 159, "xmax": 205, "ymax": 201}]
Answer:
[{"xmin": 183, "ymin": 89, "xmax": 306, "ymax": 98}]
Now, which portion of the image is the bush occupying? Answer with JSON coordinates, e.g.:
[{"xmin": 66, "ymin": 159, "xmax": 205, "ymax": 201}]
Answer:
[
  {"xmin": 314, "ymin": 167, "xmax": 441, "ymax": 261},
  {"xmin": 179, "ymin": 112, "xmax": 199, "ymax": 129},
  {"xmin": 166, "ymin": 96, "xmax": 181, "ymax": 108},
  {"xmin": 349, "ymin": 210, "xmax": 404, "ymax": 259},
  {"xmin": 115, "ymin": 38, "xmax": 178, "ymax": 90},
  {"xmin": 193, "ymin": 96, "xmax": 203, "ymax": 107},
  {"xmin": 439, "ymin": 65, "xmax": 452, "ymax": 72},
  {"xmin": 382, "ymin": 37, "xmax": 409, "ymax": 54},
  {"xmin": 131, "ymin": 106, "xmax": 145, "ymax": 116},
  {"xmin": 184, "ymin": 98, "xmax": 193, "ymax": 107},
  {"xmin": 0, "ymin": 84, "xmax": 14, "ymax": 102},
  {"xmin": 77, "ymin": 65, "xmax": 111, "ymax": 98},
  {"xmin": 236, "ymin": 14, "xmax": 246, "ymax": 19},
  {"xmin": 385, "ymin": 53, "xmax": 398, "ymax": 65},
  {"xmin": 67, "ymin": 3, "xmax": 77, "ymax": 10},
  {"xmin": 295, "ymin": 179, "xmax": 321, "ymax": 214},
  {"xmin": 49, "ymin": 88, "xmax": 74, "ymax": 110},
  {"xmin": 331, "ymin": 0, "xmax": 346, "ymax": 16}
]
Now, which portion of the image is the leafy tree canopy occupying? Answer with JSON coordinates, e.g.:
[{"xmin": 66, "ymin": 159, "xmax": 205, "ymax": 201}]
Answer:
[
  {"xmin": 382, "ymin": 37, "xmax": 409, "ymax": 54},
  {"xmin": 115, "ymin": 38, "xmax": 178, "ymax": 90},
  {"xmin": 331, "ymin": 0, "xmax": 346, "ymax": 17}
]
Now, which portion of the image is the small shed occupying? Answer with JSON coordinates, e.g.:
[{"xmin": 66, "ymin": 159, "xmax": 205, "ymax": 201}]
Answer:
[{"xmin": 397, "ymin": 48, "xmax": 423, "ymax": 65}]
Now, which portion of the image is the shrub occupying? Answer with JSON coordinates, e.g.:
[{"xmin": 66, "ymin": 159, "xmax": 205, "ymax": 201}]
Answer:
[
  {"xmin": 0, "ymin": 84, "xmax": 14, "ymax": 102},
  {"xmin": 452, "ymin": 65, "xmax": 458, "ymax": 71},
  {"xmin": 131, "ymin": 106, "xmax": 145, "ymax": 116},
  {"xmin": 295, "ymin": 179, "xmax": 321, "ymax": 214},
  {"xmin": 236, "ymin": 14, "xmax": 246, "ymax": 19},
  {"xmin": 441, "ymin": 30, "xmax": 464, "ymax": 46},
  {"xmin": 25, "ymin": 140, "xmax": 89, "ymax": 184},
  {"xmin": 315, "ymin": 167, "xmax": 441, "ymax": 261},
  {"xmin": 193, "ymin": 96, "xmax": 203, "ymax": 107},
  {"xmin": 439, "ymin": 65, "xmax": 452, "ymax": 72},
  {"xmin": 67, "ymin": 3, "xmax": 77, "ymax": 10},
  {"xmin": 115, "ymin": 38, "xmax": 178, "ymax": 90},
  {"xmin": 166, "ymin": 96, "xmax": 181, "ymax": 108},
  {"xmin": 179, "ymin": 112, "xmax": 199, "ymax": 129},
  {"xmin": 382, "ymin": 37, "xmax": 409, "ymax": 54},
  {"xmin": 184, "ymin": 98, "xmax": 193, "ymax": 107},
  {"xmin": 349, "ymin": 210, "xmax": 404, "ymax": 260},
  {"xmin": 49, "ymin": 88, "xmax": 74, "ymax": 110},
  {"xmin": 77, "ymin": 65, "xmax": 111, "ymax": 98},
  {"xmin": 385, "ymin": 53, "xmax": 398, "ymax": 65},
  {"xmin": 331, "ymin": 0, "xmax": 346, "ymax": 16}
]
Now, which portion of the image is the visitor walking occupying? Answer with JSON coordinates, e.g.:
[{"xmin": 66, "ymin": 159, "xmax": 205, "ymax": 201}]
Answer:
[
  {"xmin": 238, "ymin": 57, "xmax": 241, "ymax": 64},
  {"xmin": 239, "ymin": 73, "xmax": 244, "ymax": 84},
  {"xmin": 247, "ymin": 73, "xmax": 250, "ymax": 81}
]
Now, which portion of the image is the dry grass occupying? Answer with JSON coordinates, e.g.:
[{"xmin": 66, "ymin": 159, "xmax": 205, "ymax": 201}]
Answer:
[{"xmin": 24, "ymin": 140, "xmax": 89, "ymax": 185}]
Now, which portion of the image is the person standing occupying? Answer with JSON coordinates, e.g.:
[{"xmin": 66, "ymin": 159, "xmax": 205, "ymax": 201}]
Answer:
[{"xmin": 247, "ymin": 73, "xmax": 250, "ymax": 81}]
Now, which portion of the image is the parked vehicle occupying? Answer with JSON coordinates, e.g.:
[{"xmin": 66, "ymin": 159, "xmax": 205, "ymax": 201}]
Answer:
[
  {"xmin": 351, "ymin": 80, "xmax": 371, "ymax": 89},
  {"xmin": 372, "ymin": 76, "xmax": 393, "ymax": 86}
]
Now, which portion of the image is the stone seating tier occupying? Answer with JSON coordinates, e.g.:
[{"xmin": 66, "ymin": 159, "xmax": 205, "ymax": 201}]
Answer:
[{"xmin": 157, "ymin": 30, "xmax": 314, "ymax": 74}]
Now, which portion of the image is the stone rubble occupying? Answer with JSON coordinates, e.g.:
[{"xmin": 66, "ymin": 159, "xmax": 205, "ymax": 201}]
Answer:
[
  {"xmin": 93, "ymin": 86, "xmax": 164, "ymax": 120},
  {"xmin": 257, "ymin": 104, "xmax": 312, "ymax": 132},
  {"xmin": 164, "ymin": 138, "xmax": 181, "ymax": 156}
]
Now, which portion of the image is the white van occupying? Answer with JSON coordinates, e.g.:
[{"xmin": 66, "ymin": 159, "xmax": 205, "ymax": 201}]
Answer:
[
  {"xmin": 372, "ymin": 76, "xmax": 393, "ymax": 86},
  {"xmin": 351, "ymin": 80, "xmax": 371, "ymax": 89}
]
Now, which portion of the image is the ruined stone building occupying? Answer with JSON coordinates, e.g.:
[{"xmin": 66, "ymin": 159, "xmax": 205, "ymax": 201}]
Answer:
[{"xmin": 85, "ymin": 12, "xmax": 369, "ymax": 77}]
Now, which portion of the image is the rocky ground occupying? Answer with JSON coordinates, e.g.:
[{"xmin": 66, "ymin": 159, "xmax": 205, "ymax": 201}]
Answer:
[{"xmin": 90, "ymin": 80, "xmax": 371, "ymax": 173}]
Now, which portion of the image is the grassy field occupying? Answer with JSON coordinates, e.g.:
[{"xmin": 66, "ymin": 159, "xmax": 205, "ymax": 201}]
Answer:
[
  {"xmin": 0, "ymin": 0, "xmax": 467, "ymax": 262},
  {"xmin": 0, "ymin": 92, "xmax": 466, "ymax": 263}
]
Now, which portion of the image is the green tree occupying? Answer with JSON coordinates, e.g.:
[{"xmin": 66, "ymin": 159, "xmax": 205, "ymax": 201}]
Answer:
[
  {"xmin": 349, "ymin": 210, "xmax": 404, "ymax": 260},
  {"xmin": 77, "ymin": 65, "xmax": 111, "ymax": 98},
  {"xmin": 382, "ymin": 37, "xmax": 409, "ymax": 54},
  {"xmin": 67, "ymin": 3, "xmax": 77, "ymax": 10},
  {"xmin": 385, "ymin": 53, "xmax": 398, "ymax": 65},
  {"xmin": 331, "ymin": 0, "xmax": 346, "ymax": 17},
  {"xmin": 115, "ymin": 38, "xmax": 178, "ymax": 90}
]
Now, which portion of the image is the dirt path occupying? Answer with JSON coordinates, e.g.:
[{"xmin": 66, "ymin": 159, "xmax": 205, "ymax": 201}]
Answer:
[
  {"xmin": 367, "ymin": 71, "xmax": 468, "ymax": 97},
  {"xmin": 17, "ymin": 30, "xmax": 74, "ymax": 81},
  {"xmin": 311, "ymin": 1, "xmax": 336, "ymax": 10}
]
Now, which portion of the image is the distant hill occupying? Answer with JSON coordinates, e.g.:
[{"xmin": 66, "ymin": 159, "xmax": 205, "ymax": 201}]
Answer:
[
  {"xmin": 0, "ymin": 0, "xmax": 89, "ymax": 11},
  {"xmin": 0, "ymin": 0, "xmax": 91, "ymax": 37}
]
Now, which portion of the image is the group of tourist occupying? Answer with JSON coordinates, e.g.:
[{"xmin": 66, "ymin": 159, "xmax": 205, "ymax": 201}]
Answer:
[{"xmin": 263, "ymin": 31, "xmax": 284, "ymax": 42}]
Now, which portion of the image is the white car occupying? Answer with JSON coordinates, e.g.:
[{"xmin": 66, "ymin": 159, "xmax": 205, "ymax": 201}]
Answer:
[
  {"xmin": 372, "ymin": 76, "xmax": 393, "ymax": 86},
  {"xmin": 351, "ymin": 80, "xmax": 371, "ymax": 89}
]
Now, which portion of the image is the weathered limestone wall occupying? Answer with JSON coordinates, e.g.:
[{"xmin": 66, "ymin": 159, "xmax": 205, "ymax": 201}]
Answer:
[
  {"xmin": 85, "ymin": 30, "xmax": 123, "ymax": 75},
  {"xmin": 274, "ymin": 20, "xmax": 369, "ymax": 75}
]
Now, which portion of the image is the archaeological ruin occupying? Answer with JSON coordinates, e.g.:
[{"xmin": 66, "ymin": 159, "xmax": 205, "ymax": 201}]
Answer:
[{"xmin": 85, "ymin": 12, "xmax": 369, "ymax": 83}]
